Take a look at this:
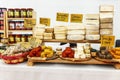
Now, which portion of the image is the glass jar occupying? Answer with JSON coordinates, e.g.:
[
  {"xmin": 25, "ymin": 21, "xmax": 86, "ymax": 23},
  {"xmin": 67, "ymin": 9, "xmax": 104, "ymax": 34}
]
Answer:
[
  {"xmin": 1, "ymin": 8, "xmax": 7, "ymax": 12},
  {"xmin": 14, "ymin": 8, "xmax": 20, "ymax": 18},
  {"xmin": 15, "ymin": 21, "xmax": 21, "ymax": 30},
  {"xmin": 9, "ymin": 21, "xmax": 15, "ymax": 30},
  {"xmin": 21, "ymin": 8, "xmax": 27, "ymax": 18},
  {"xmin": 15, "ymin": 34, "xmax": 21, "ymax": 43},
  {"xmin": 8, "ymin": 8, "xmax": 14, "ymax": 18},
  {"xmin": 27, "ymin": 8, "xmax": 33, "ymax": 18},
  {"xmin": 27, "ymin": 34, "xmax": 32, "ymax": 42},
  {"xmin": 21, "ymin": 34, "xmax": 26, "ymax": 42},
  {"xmin": 20, "ymin": 21, "xmax": 25, "ymax": 30},
  {"xmin": 9, "ymin": 34, "xmax": 15, "ymax": 43}
]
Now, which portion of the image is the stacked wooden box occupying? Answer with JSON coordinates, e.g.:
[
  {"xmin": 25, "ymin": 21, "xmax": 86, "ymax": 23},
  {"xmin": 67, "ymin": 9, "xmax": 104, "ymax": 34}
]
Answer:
[
  {"xmin": 99, "ymin": 5, "xmax": 114, "ymax": 35},
  {"xmin": 84, "ymin": 14, "xmax": 100, "ymax": 40}
]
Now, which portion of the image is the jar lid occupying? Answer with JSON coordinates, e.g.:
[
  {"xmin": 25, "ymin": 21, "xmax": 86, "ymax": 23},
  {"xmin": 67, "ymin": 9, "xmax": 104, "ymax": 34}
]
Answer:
[
  {"xmin": 27, "ymin": 8, "xmax": 33, "ymax": 10},
  {"xmin": 8, "ymin": 8, "xmax": 14, "ymax": 10},
  {"xmin": 15, "ymin": 8, "xmax": 20, "ymax": 10},
  {"xmin": 21, "ymin": 8, "xmax": 26, "ymax": 10}
]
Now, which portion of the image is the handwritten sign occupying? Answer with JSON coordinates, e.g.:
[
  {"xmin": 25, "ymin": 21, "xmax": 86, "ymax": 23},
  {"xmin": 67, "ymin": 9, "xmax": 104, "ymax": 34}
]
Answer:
[
  {"xmin": 70, "ymin": 14, "xmax": 83, "ymax": 23},
  {"xmin": 40, "ymin": 18, "xmax": 50, "ymax": 26},
  {"xmin": 101, "ymin": 35, "xmax": 115, "ymax": 47},
  {"xmin": 56, "ymin": 12, "xmax": 69, "ymax": 22},
  {"xmin": 24, "ymin": 19, "xmax": 36, "ymax": 28}
]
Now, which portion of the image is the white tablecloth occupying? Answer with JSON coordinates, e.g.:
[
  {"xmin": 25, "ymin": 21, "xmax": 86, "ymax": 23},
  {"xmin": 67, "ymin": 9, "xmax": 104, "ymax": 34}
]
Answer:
[{"xmin": 0, "ymin": 60, "xmax": 120, "ymax": 80}]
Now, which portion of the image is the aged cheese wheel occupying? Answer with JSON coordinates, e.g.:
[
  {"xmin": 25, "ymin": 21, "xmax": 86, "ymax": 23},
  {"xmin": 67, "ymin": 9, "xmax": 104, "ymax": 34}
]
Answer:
[
  {"xmin": 100, "ymin": 5, "xmax": 114, "ymax": 12},
  {"xmin": 67, "ymin": 23, "xmax": 85, "ymax": 30},
  {"xmin": 85, "ymin": 25, "xmax": 99, "ymax": 30},
  {"xmin": 86, "ymin": 29, "xmax": 99, "ymax": 35},
  {"xmin": 86, "ymin": 35, "xmax": 100, "ymax": 40},
  {"xmin": 67, "ymin": 30, "xmax": 85, "ymax": 35},
  {"xmin": 85, "ymin": 20, "xmax": 99, "ymax": 25},
  {"xmin": 67, "ymin": 34, "xmax": 84, "ymax": 40},
  {"xmin": 100, "ymin": 29, "xmax": 113, "ymax": 35},
  {"xmin": 100, "ymin": 12, "xmax": 114, "ymax": 23},
  {"xmin": 100, "ymin": 23, "xmax": 113, "ymax": 29},
  {"xmin": 85, "ymin": 14, "xmax": 99, "ymax": 20}
]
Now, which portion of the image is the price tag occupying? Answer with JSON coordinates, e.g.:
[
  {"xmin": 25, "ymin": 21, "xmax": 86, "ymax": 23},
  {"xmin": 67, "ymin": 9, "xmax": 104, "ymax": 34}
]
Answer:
[
  {"xmin": 101, "ymin": 35, "xmax": 115, "ymax": 47},
  {"xmin": 70, "ymin": 14, "xmax": 83, "ymax": 23},
  {"xmin": 24, "ymin": 19, "xmax": 36, "ymax": 28},
  {"xmin": 56, "ymin": 12, "xmax": 69, "ymax": 22},
  {"xmin": 40, "ymin": 18, "xmax": 50, "ymax": 26}
]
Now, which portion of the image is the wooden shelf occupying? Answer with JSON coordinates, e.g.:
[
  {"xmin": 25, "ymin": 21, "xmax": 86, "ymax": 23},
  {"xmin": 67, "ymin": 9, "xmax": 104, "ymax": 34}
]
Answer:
[
  {"xmin": 7, "ymin": 18, "xmax": 35, "ymax": 20},
  {"xmin": 43, "ymin": 39, "xmax": 100, "ymax": 43}
]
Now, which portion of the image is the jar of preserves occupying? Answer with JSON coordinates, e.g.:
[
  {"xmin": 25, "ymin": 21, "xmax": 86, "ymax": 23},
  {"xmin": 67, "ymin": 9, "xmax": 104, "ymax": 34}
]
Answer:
[
  {"xmin": 15, "ymin": 21, "xmax": 21, "ymax": 30},
  {"xmin": 8, "ymin": 8, "xmax": 14, "ymax": 18},
  {"xmin": 14, "ymin": 8, "xmax": 20, "ymax": 18},
  {"xmin": 1, "ymin": 8, "xmax": 7, "ymax": 12},
  {"xmin": 27, "ymin": 8, "xmax": 33, "ymax": 18},
  {"xmin": 0, "ymin": 25, "xmax": 4, "ymax": 30},
  {"xmin": 21, "ymin": 34, "xmax": 26, "ymax": 42},
  {"xmin": 9, "ymin": 21, "xmax": 15, "ymax": 30},
  {"xmin": 27, "ymin": 34, "xmax": 32, "ymax": 42},
  {"xmin": 21, "ymin": 8, "xmax": 27, "ymax": 18},
  {"xmin": 9, "ymin": 34, "xmax": 15, "ymax": 43},
  {"xmin": 15, "ymin": 34, "xmax": 21, "ymax": 43},
  {"xmin": 20, "ymin": 21, "xmax": 25, "ymax": 30}
]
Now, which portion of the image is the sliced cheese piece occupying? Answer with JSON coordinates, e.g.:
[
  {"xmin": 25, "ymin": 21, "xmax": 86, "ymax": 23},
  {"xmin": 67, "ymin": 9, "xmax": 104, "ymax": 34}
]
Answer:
[
  {"xmin": 86, "ymin": 35, "xmax": 100, "ymax": 40},
  {"xmin": 86, "ymin": 29, "xmax": 99, "ymax": 35},
  {"xmin": 100, "ymin": 29, "xmax": 113, "ymax": 35},
  {"xmin": 85, "ymin": 20, "xmax": 99, "ymax": 25},
  {"xmin": 67, "ymin": 34, "xmax": 84, "ymax": 40},
  {"xmin": 67, "ymin": 30, "xmax": 85, "ymax": 35},
  {"xmin": 44, "ymin": 33, "xmax": 53, "ymax": 37},
  {"xmin": 85, "ymin": 14, "xmax": 99, "ymax": 20},
  {"xmin": 100, "ymin": 23, "xmax": 113, "ymax": 29},
  {"xmin": 67, "ymin": 23, "xmax": 85, "ymax": 30},
  {"xmin": 85, "ymin": 24, "xmax": 99, "ymax": 30},
  {"xmin": 100, "ymin": 5, "xmax": 114, "ymax": 12},
  {"xmin": 100, "ymin": 12, "xmax": 113, "ymax": 23},
  {"xmin": 44, "ymin": 37, "xmax": 52, "ymax": 39}
]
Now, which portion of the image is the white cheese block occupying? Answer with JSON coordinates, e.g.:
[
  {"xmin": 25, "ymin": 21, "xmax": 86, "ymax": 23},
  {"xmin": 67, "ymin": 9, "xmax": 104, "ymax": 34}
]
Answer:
[
  {"xmin": 85, "ymin": 20, "xmax": 99, "ymax": 25},
  {"xmin": 44, "ymin": 33, "xmax": 53, "ymax": 37},
  {"xmin": 100, "ymin": 29, "xmax": 113, "ymax": 35},
  {"xmin": 67, "ymin": 23, "xmax": 85, "ymax": 30},
  {"xmin": 86, "ymin": 29, "xmax": 99, "ymax": 35},
  {"xmin": 86, "ymin": 35, "xmax": 100, "ymax": 40},
  {"xmin": 100, "ymin": 12, "xmax": 113, "ymax": 23},
  {"xmin": 67, "ymin": 34, "xmax": 84, "ymax": 40},
  {"xmin": 54, "ymin": 30, "xmax": 67, "ymax": 34},
  {"xmin": 44, "ymin": 37, "xmax": 52, "ymax": 39},
  {"xmin": 67, "ymin": 30, "xmax": 85, "ymax": 35},
  {"xmin": 54, "ymin": 26, "xmax": 67, "ymax": 31},
  {"xmin": 85, "ymin": 14, "xmax": 99, "ymax": 20},
  {"xmin": 55, "ymin": 34, "xmax": 66, "ymax": 39},
  {"xmin": 100, "ymin": 5, "xmax": 114, "ymax": 12},
  {"xmin": 100, "ymin": 23, "xmax": 113, "ymax": 29},
  {"xmin": 34, "ymin": 35, "xmax": 43, "ymax": 39},
  {"xmin": 85, "ymin": 25, "xmax": 99, "ymax": 30}
]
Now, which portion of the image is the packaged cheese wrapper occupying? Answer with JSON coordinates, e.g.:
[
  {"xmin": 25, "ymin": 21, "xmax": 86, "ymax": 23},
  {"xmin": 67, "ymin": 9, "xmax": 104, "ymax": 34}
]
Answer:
[
  {"xmin": 100, "ymin": 29, "xmax": 113, "ymax": 35},
  {"xmin": 67, "ymin": 34, "xmax": 84, "ymax": 40},
  {"xmin": 43, "ymin": 33, "xmax": 53, "ymax": 37},
  {"xmin": 85, "ymin": 24, "xmax": 99, "ymax": 30},
  {"xmin": 67, "ymin": 23, "xmax": 85, "ymax": 30},
  {"xmin": 100, "ymin": 12, "xmax": 114, "ymax": 23},
  {"xmin": 85, "ymin": 14, "xmax": 99, "ymax": 20},
  {"xmin": 86, "ymin": 29, "xmax": 99, "ymax": 35},
  {"xmin": 100, "ymin": 23, "xmax": 113, "ymax": 29},
  {"xmin": 100, "ymin": 5, "xmax": 114, "ymax": 12},
  {"xmin": 85, "ymin": 19, "xmax": 99, "ymax": 25},
  {"xmin": 86, "ymin": 35, "xmax": 100, "ymax": 40},
  {"xmin": 67, "ymin": 30, "xmax": 85, "ymax": 35}
]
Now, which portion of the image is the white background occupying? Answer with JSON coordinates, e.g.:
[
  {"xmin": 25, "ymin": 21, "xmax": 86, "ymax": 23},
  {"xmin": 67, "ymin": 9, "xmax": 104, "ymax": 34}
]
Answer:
[{"xmin": 0, "ymin": 0, "xmax": 120, "ymax": 49}]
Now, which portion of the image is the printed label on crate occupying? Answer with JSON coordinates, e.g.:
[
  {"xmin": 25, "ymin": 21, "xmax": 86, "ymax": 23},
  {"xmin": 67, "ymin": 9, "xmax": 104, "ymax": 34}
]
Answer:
[
  {"xmin": 56, "ymin": 12, "xmax": 69, "ymax": 22},
  {"xmin": 70, "ymin": 14, "xmax": 83, "ymax": 23},
  {"xmin": 101, "ymin": 35, "xmax": 115, "ymax": 47},
  {"xmin": 24, "ymin": 19, "xmax": 36, "ymax": 28},
  {"xmin": 40, "ymin": 18, "xmax": 50, "ymax": 26}
]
